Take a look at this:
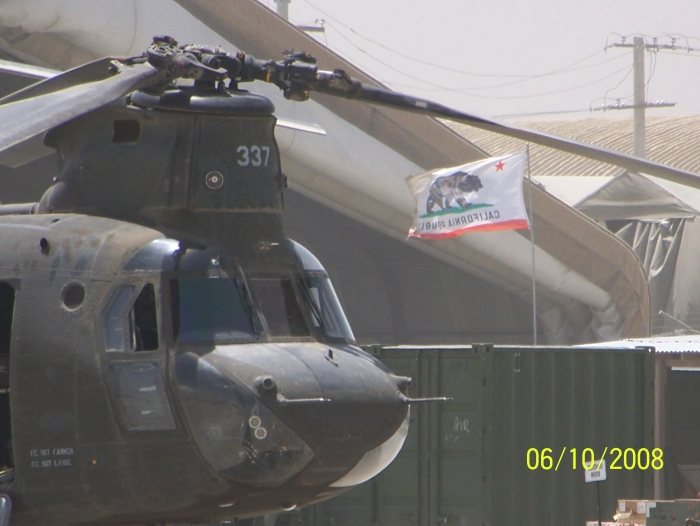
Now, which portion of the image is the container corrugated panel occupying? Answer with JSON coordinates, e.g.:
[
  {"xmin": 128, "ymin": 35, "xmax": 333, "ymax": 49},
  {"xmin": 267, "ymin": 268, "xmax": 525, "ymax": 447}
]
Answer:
[
  {"xmin": 488, "ymin": 345, "xmax": 654, "ymax": 525},
  {"xmin": 291, "ymin": 344, "xmax": 654, "ymax": 526}
]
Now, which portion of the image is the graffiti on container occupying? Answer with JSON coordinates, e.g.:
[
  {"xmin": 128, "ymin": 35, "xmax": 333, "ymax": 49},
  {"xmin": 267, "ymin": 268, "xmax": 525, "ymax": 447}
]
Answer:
[
  {"xmin": 444, "ymin": 417, "xmax": 470, "ymax": 443},
  {"xmin": 454, "ymin": 417, "xmax": 470, "ymax": 433}
]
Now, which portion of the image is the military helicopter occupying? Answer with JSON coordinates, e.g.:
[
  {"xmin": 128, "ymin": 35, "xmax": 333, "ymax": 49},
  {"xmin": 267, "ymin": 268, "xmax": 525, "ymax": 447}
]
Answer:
[
  {"xmin": 0, "ymin": 37, "xmax": 427, "ymax": 526},
  {"xmin": 0, "ymin": 33, "xmax": 698, "ymax": 526}
]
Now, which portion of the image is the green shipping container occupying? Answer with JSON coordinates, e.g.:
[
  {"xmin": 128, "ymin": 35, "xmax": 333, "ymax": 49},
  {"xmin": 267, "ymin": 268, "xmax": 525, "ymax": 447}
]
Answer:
[{"xmin": 287, "ymin": 344, "xmax": 655, "ymax": 526}]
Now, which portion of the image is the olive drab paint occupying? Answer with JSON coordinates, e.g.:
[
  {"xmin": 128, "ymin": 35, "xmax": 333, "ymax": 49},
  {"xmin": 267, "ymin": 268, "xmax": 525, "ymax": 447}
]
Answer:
[
  {"xmin": 289, "ymin": 344, "xmax": 654, "ymax": 526},
  {"xmin": 0, "ymin": 83, "xmax": 410, "ymax": 525}
]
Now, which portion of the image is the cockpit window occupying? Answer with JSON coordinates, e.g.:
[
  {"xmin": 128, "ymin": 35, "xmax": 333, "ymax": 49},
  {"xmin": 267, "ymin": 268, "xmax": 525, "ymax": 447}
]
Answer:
[
  {"xmin": 248, "ymin": 278, "xmax": 309, "ymax": 337},
  {"xmin": 170, "ymin": 278, "xmax": 256, "ymax": 343},
  {"xmin": 104, "ymin": 283, "xmax": 160, "ymax": 352},
  {"xmin": 290, "ymin": 241, "xmax": 356, "ymax": 344},
  {"xmin": 125, "ymin": 238, "xmax": 355, "ymax": 345},
  {"xmin": 105, "ymin": 286, "xmax": 134, "ymax": 352},
  {"xmin": 301, "ymin": 272, "xmax": 356, "ymax": 343}
]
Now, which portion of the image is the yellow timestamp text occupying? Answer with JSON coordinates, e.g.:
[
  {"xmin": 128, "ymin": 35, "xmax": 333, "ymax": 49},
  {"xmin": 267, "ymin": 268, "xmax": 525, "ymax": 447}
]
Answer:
[{"xmin": 526, "ymin": 447, "xmax": 664, "ymax": 471}]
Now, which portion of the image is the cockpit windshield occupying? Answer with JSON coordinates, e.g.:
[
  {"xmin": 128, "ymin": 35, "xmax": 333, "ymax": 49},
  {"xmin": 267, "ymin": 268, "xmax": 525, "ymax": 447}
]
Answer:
[
  {"xmin": 170, "ymin": 278, "xmax": 256, "ymax": 343},
  {"xmin": 291, "ymin": 241, "xmax": 356, "ymax": 344},
  {"xmin": 124, "ymin": 238, "xmax": 356, "ymax": 345},
  {"xmin": 300, "ymin": 272, "xmax": 355, "ymax": 343},
  {"xmin": 247, "ymin": 278, "xmax": 309, "ymax": 337}
]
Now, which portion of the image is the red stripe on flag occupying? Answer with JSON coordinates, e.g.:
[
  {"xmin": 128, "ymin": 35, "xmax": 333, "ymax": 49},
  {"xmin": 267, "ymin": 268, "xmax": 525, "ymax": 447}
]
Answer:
[{"xmin": 409, "ymin": 219, "xmax": 530, "ymax": 239}]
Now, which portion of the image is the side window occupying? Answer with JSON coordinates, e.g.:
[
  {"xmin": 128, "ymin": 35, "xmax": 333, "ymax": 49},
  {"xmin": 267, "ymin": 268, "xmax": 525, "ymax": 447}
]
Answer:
[
  {"xmin": 133, "ymin": 284, "xmax": 158, "ymax": 351},
  {"xmin": 104, "ymin": 286, "xmax": 134, "ymax": 352},
  {"xmin": 104, "ymin": 284, "xmax": 159, "ymax": 352}
]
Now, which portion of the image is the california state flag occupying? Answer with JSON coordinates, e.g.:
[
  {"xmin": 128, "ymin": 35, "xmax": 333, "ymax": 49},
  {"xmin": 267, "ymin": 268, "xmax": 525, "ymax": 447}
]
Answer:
[{"xmin": 406, "ymin": 153, "xmax": 530, "ymax": 239}]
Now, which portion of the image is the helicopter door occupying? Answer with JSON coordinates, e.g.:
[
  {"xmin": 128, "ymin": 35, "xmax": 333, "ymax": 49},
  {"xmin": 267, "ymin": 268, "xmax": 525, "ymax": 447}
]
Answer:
[
  {"xmin": 102, "ymin": 281, "xmax": 175, "ymax": 431},
  {"xmin": 0, "ymin": 283, "xmax": 14, "ymax": 471}
]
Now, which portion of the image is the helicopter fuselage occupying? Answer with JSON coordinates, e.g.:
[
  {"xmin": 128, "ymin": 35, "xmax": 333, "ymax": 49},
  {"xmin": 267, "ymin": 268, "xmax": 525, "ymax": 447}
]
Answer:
[
  {"xmin": 0, "ymin": 84, "xmax": 409, "ymax": 524},
  {"xmin": 0, "ymin": 213, "xmax": 408, "ymax": 524}
]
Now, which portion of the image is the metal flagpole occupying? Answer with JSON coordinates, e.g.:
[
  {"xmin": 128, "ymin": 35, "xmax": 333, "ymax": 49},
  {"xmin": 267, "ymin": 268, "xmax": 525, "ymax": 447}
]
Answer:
[{"xmin": 526, "ymin": 144, "xmax": 537, "ymax": 345}]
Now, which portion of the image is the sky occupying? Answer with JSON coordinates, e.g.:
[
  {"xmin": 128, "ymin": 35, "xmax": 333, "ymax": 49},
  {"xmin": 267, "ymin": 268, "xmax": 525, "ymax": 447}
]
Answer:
[{"xmin": 256, "ymin": 0, "xmax": 700, "ymax": 121}]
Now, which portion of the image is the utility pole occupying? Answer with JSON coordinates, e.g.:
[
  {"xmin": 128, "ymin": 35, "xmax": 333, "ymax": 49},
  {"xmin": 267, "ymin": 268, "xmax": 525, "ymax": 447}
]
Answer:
[
  {"xmin": 594, "ymin": 36, "xmax": 700, "ymax": 159},
  {"xmin": 633, "ymin": 37, "xmax": 645, "ymax": 158},
  {"xmin": 272, "ymin": 0, "xmax": 326, "ymax": 34},
  {"xmin": 274, "ymin": 0, "xmax": 291, "ymax": 20}
]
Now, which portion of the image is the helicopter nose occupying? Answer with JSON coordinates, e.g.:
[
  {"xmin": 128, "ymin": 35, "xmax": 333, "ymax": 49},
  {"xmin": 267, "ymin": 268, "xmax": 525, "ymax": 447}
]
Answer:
[
  {"xmin": 275, "ymin": 345, "xmax": 410, "ymax": 487},
  {"xmin": 173, "ymin": 343, "xmax": 409, "ymax": 489}
]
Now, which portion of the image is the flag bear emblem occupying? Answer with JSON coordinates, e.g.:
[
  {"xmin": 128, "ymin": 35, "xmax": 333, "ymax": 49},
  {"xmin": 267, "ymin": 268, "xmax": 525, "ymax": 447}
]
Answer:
[{"xmin": 426, "ymin": 172, "xmax": 483, "ymax": 213}]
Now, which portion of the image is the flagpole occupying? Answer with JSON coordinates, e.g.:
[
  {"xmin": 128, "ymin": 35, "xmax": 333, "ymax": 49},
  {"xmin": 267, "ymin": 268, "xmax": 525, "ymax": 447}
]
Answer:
[{"xmin": 526, "ymin": 144, "xmax": 538, "ymax": 345}]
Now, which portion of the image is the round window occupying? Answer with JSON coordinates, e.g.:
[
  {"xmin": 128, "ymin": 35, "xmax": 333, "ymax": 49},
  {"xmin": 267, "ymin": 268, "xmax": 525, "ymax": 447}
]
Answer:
[{"xmin": 62, "ymin": 282, "xmax": 86, "ymax": 310}]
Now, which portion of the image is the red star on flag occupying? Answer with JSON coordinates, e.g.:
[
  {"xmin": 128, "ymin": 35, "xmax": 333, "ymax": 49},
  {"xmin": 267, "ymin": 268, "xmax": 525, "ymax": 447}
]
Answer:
[{"xmin": 495, "ymin": 161, "xmax": 505, "ymax": 171}]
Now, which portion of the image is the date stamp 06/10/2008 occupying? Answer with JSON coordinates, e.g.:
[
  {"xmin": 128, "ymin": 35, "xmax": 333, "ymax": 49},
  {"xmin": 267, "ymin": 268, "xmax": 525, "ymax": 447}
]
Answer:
[{"xmin": 526, "ymin": 447, "xmax": 664, "ymax": 471}]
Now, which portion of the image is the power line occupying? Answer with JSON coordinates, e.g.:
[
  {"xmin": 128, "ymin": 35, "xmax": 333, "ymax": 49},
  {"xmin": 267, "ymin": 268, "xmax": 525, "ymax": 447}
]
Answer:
[
  {"xmin": 299, "ymin": 0, "xmax": 617, "ymax": 81},
  {"xmin": 646, "ymin": 49, "xmax": 658, "ymax": 101},
  {"xmin": 462, "ymin": 51, "xmax": 632, "ymax": 91},
  {"xmin": 606, "ymin": 33, "xmax": 700, "ymax": 53},
  {"xmin": 495, "ymin": 108, "xmax": 595, "ymax": 119},
  {"xmin": 388, "ymin": 63, "xmax": 634, "ymax": 100},
  {"xmin": 601, "ymin": 64, "xmax": 634, "ymax": 105},
  {"xmin": 286, "ymin": 3, "xmax": 700, "ymax": 114},
  {"xmin": 594, "ymin": 35, "xmax": 699, "ymax": 157},
  {"xmin": 592, "ymin": 34, "xmax": 688, "ymax": 112},
  {"xmin": 315, "ymin": 18, "xmax": 636, "ymax": 99},
  {"xmin": 377, "ymin": 50, "xmax": 632, "ymax": 92}
]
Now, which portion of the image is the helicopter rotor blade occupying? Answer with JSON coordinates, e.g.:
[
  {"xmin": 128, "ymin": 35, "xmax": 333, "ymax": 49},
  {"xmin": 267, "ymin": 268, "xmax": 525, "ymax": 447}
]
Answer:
[
  {"xmin": 0, "ymin": 59, "xmax": 57, "ymax": 83},
  {"xmin": 0, "ymin": 59, "xmax": 58, "ymax": 105},
  {"xmin": 275, "ymin": 118, "xmax": 326, "ymax": 136},
  {"xmin": 0, "ymin": 58, "xmax": 128, "ymax": 106},
  {"xmin": 0, "ymin": 59, "xmax": 163, "ymax": 156},
  {"xmin": 340, "ymin": 85, "xmax": 700, "ymax": 190}
]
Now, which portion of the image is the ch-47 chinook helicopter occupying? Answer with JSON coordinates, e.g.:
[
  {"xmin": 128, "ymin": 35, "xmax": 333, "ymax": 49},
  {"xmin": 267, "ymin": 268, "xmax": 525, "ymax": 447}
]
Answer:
[{"xmin": 0, "ymin": 34, "xmax": 699, "ymax": 526}]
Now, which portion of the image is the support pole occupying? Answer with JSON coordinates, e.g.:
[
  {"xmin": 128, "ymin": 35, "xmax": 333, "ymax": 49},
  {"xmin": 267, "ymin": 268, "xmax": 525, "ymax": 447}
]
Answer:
[
  {"xmin": 274, "ymin": 0, "xmax": 291, "ymax": 20},
  {"xmin": 633, "ymin": 36, "xmax": 646, "ymax": 158},
  {"xmin": 526, "ymin": 145, "xmax": 537, "ymax": 345}
]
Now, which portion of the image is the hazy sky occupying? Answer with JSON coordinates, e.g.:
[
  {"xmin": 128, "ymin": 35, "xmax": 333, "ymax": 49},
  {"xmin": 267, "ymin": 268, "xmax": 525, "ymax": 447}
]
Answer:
[{"xmin": 260, "ymin": 0, "xmax": 700, "ymax": 121}]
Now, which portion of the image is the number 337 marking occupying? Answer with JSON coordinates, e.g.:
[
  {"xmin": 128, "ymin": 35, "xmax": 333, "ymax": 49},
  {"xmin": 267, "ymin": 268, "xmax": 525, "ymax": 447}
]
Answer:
[{"xmin": 237, "ymin": 145, "xmax": 270, "ymax": 167}]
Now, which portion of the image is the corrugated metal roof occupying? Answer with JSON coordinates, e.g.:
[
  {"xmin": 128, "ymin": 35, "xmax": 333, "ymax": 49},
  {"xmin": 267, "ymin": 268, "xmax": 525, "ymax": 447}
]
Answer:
[
  {"xmin": 446, "ymin": 115, "xmax": 700, "ymax": 177},
  {"xmin": 584, "ymin": 335, "xmax": 700, "ymax": 353}
]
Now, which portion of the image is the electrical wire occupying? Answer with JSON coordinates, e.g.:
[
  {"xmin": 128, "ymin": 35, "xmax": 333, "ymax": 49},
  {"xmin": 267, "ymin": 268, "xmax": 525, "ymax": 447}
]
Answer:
[
  {"xmin": 299, "ymin": 0, "xmax": 614, "ymax": 80},
  {"xmin": 462, "ymin": 51, "xmax": 632, "ymax": 91},
  {"xmin": 601, "ymin": 64, "xmax": 634, "ymax": 107},
  {"xmin": 646, "ymin": 49, "xmax": 658, "ymax": 101},
  {"xmin": 495, "ymin": 108, "xmax": 595, "ymax": 119},
  {"xmin": 381, "ymin": 50, "xmax": 632, "ymax": 92},
  {"xmin": 665, "ymin": 51, "xmax": 700, "ymax": 59},
  {"xmin": 320, "ymin": 20, "xmax": 626, "ymax": 99},
  {"xmin": 284, "ymin": 2, "xmax": 700, "ymax": 111},
  {"xmin": 319, "ymin": 22, "xmax": 635, "ymax": 100},
  {"xmin": 321, "ymin": 19, "xmax": 634, "ymax": 96},
  {"xmin": 592, "ymin": 33, "xmax": 699, "ymax": 111},
  {"xmin": 386, "ymin": 63, "xmax": 634, "ymax": 100},
  {"xmin": 317, "ymin": 22, "xmax": 453, "ymax": 90}
]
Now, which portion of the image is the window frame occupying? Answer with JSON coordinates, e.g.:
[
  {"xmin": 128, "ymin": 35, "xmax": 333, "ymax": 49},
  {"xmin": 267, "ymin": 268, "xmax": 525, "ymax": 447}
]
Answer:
[
  {"xmin": 168, "ymin": 273, "xmax": 260, "ymax": 346},
  {"xmin": 101, "ymin": 279, "xmax": 162, "ymax": 354},
  {"xmin": 245, "ymin": 272, "xmax": 316, "ymax": 343}
]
